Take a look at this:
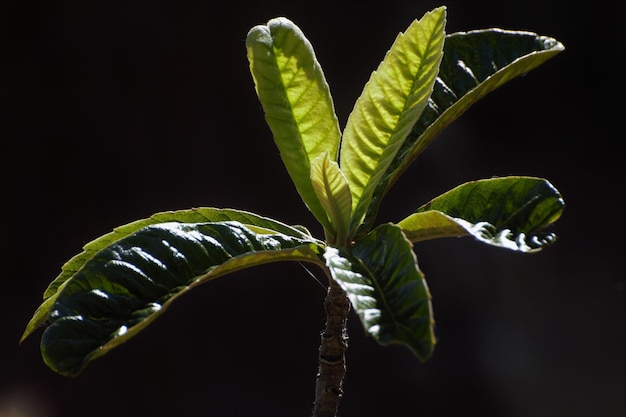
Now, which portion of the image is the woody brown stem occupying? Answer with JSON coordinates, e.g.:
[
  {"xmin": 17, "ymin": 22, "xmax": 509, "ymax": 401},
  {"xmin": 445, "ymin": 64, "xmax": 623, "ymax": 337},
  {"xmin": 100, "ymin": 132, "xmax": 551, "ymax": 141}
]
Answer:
[{"xmin": 312, "ymin": 277, "xmax": 350, "ymax": 417}]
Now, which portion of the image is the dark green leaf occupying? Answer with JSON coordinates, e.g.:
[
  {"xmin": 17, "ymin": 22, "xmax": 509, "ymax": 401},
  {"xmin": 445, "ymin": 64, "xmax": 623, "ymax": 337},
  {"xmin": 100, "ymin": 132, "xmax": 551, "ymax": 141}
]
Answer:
[
  {"xmin": 29, "ymin": 221, "xmax": 325, "ymax": 376},
  {"xmin": 22, "ymin": 208, "xmax": 312, "ymax": 341},
  {"xmin": 398, "ymin": 176, "xmax": 564, "ymax": 252},
  {"xmin": 325, "ymin": 223, "xmax": 435, "ymax": 361}
]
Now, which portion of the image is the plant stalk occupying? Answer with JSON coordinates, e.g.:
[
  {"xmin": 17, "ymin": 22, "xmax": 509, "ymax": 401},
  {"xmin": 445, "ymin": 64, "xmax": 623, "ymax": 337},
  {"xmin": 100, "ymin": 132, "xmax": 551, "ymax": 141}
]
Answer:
[{"xmin": 312, "ymin": 277, "xmax": 351, "ymax": 417}]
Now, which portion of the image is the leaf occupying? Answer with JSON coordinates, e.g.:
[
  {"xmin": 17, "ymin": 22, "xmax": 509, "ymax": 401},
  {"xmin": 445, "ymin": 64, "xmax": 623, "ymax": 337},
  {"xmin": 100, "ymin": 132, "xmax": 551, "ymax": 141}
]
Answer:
[
  {"xmin": 396, "ymin": 210, "xmax": 469, "ymax": 241},
  {"xmin": 246, "ymin": 17, "xmax": 341, "ymax": 230},
  {"xmin": 21, "ymin": 207, "xmax": 313, "ymax": 342},
  {"xmin": 324, "ymin": 223, "xmax": 435, "ymax": 361},
  {"xmin": 340, "ymin": 6, "xmax": 446, "ymax": 232},
  {"xmin": 358, "ymin": 29, "xmax": 565, "ymax": 235},
  {"xmin": 310, "ymin": 151, "xmax": 352, "ymax": 244},
  {"xmin": 397, "ymin": 176, "xmax": 564, "ymax": 252},
  {"xmin": 23, "ymin": 221, "xmax": 325, "ymax": 376}
]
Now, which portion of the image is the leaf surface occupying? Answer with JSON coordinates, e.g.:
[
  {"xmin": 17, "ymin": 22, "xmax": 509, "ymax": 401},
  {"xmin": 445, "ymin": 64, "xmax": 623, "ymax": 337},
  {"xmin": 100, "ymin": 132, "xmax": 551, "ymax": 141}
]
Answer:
[
  {"xmin": 398, "ymin": 176, "xmax": 564, "ymax": 252},
  {"xmin": 340, "ymin": 6, "xmax": 446, "ymax": 231},
  {"xmin": 23, "ymin": 221, "xmax": 325, "ymax": 376},
  {"xmin": 21, "ymin": 208, "xmax": 312, "ymax": 342},
  {"xmin": 310, "ymin": 152, "xmax": 352, "ymax": 244},
  {"xmin": 325, "ymin": 223, "xmax": 435, "ymax": 361},
  {"xmin": 359, "ymin": 29, "xmax": 565, "ymax": 235},
  {"xmin": 246, "ymin": 17, "xmax": 341, "ymax": 229}
]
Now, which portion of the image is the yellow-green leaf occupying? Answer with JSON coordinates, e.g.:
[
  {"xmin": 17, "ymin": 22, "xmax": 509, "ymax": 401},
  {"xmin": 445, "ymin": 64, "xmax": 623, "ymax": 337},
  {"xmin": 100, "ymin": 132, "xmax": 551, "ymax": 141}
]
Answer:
[
  {"xmin": 310, "ymin": 152, "xmax": 352, "ymax": 245},
  {"xmin": 358, "ymin": 29, "xmax": 565, "ymax": 236},
  {"xmin": 246, "ymin": 17, "xmax": 341, "ymax": 230},
  {"xmin": 340, "ymin": 6, "xmax": 446, "ymax": 231}
]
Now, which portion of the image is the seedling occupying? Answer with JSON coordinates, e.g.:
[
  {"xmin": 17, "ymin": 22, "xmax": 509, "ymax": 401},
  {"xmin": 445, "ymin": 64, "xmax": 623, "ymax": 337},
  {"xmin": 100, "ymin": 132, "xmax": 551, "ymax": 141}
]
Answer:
[{"xmin": 22, "ymin": 6, "xmax": 565, "ymax": 417}]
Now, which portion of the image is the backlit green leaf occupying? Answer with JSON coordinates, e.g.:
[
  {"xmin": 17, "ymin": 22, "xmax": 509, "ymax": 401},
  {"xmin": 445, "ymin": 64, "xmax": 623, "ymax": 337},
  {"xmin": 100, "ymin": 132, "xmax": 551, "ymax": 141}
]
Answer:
[
  {"xmin": 359, "ymin": 29, "xmax": 565, "ymax": 235},
  {"xmin": 310, "ymin": 152, "xmax": 352, "ymax": 244},
  {"xmin": 340, "ymin": 6, "xmax": 446, "ymax": 232},
  {"xmin": 246, "ymin": 17, "xmax": 341, "ymax": 230}
]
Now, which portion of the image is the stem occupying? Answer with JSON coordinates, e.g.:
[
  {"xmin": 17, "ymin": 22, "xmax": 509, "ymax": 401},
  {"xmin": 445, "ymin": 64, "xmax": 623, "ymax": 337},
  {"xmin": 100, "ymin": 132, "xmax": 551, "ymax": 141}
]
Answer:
[{"xmin": 312, "ymin": 277, "xmax": 350, "ymax": 417}]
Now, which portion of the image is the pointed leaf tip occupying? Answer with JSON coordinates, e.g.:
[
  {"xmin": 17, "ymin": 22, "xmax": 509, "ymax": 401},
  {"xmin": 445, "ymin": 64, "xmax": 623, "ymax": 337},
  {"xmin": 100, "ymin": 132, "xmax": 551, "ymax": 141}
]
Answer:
[
  {"xmin": 358, "ymin": 27, "xmax": 565, "ymax": 235},
  {"xmin": 340, "ymin": 6, "xmax": 447, "ymax": 231}
]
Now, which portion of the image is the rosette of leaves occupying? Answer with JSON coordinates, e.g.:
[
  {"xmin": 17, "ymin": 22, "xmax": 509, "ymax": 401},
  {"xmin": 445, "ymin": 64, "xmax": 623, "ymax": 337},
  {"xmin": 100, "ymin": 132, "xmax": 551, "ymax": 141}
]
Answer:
[{"xmin": 22, "ymin": 6, "xmax": 564, "ymax": 380}]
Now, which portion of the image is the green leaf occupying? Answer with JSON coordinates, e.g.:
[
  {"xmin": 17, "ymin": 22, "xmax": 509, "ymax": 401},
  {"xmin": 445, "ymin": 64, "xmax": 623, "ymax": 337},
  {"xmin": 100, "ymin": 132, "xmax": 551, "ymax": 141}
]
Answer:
[
  {"xmin": 340, "ymin": 6, "xmax": 446, "ymax": 233},
  {"xmin": 398, "ymin": 176, "xmax": 564, "ymax": 252},
  {"xmin": 310, "ymin": 151, "xmax": 352, "ymax": 245},
  {"xmin": 325, "ymin": 223, "xmax": 435, "ymax": 361},
  {"xmin": 359, "ymin": 29, "xmax": 565, "ymax": 235},
  {"xmin": 21, "ymin": 207, "xmax": 312, "ymax": 343},
  {"xmin": 396, "ymin": 210, "xmax": 469, "ymax": 241},
  {"xmin": 23, "ymin": 221, "xmax": 325, "ymax": 376},
  {"xmin": 246, "ymin": 17, "xmax": 341, "ymax": 230}
]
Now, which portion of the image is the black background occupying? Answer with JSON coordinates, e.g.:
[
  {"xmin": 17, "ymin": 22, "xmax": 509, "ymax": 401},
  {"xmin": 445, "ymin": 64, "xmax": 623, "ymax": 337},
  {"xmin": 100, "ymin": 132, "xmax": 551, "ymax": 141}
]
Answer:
[{"xmin": 1, "ymin": 2, "xmax": 623, "ymax": 417}]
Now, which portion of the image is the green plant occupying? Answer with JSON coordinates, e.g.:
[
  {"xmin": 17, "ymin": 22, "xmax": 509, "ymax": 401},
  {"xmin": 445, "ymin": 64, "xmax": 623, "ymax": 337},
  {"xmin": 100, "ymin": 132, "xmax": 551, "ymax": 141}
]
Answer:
[{"xmin": 21, "ymin": 6, "xmax": 565, "ymax": 417}]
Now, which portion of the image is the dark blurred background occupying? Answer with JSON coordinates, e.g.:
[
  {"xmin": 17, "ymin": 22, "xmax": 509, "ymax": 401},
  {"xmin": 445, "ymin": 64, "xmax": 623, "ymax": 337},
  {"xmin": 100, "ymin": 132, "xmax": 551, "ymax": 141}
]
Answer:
[{"xmin": 1, "ymin": 2, "xmax": 623, "ymax": 417}]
